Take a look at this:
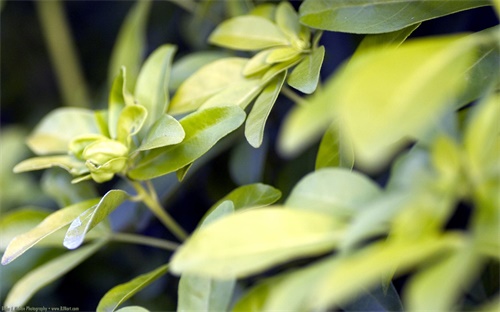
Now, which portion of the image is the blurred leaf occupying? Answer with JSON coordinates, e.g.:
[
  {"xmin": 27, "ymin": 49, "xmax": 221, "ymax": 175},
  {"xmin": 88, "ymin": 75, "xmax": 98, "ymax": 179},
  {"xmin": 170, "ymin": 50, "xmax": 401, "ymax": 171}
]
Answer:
[
  {"xmin": 341, "ymin": 283, "xmax": 403, "ymax": 312},
  {"xmin": 116, "ymin": 104, "xmax": 148, "ymax": 145},
  {"xmin": 286, "ymin": 168, "xmax": 381, "ymax": 219},
  {"xmin": 170, "ymin": 208, "xmax": 344, "ymax": 278},
  {"xmin": 275, "ymin": 1, "xmax": 306, "ymax": 49},
  {"xmin": 315, "ymin": 121, "xmax": 354, "ymax": 170},
  {"xmin": 41, "ymin": 168, "xmax": 98, "ymax": 207},
  {"xmin": 229, "ymin": 139, "xmax": 268, "ymax": 185},
  {"xmin": 287, "ymin": 45, "xmax": 325, "ymax": 94},
  {"xmin": 137, "ymin": 114, "xmax": 185, "ymax": 151},
  {"xmin": 5, "ymin": 239, "xmax": 107, "ymax": 307},
  {"xmin": 211, "ymin": 183, "xmax": 281, "ymax": 214},
  {"xmin": 406, "ymin": 247, "xmax": 482, "ymax": 311},
  {"xmin": 129, "ymin": 107, "xmax": 246, "ymax": 180},
  {"xmin": 108, "ymin": 0, "xmax": 151, "ymax": 91},
  {"xmin": 310, "ymin": 234, "xmax": 463, "ymax": 310},
  {"xmin": 232, "ymin": 278, "xmax": 276, "ymax": 311},
  {"xmin": 245, "ymin": 71, "xmax": 286, "ymax": 148},
  {"xmin": 115, "ymin": 307, "xmax": 149, "ymax": 312},
  {"xmin": 0, "ymin": 208, "xmax": 50, "ymax": 251},
  {"xmin": 169, "ymin": 58, "xmax": 249, "ymax": 115},
  {"xmin": 208, "ymin": 15, "xmax": 289, "ymax": 51},
  {"xmin": 299, "ymin": 0, "xmax": 491, "ymax": 34},
  {"xmin": 170, "ymin": 51, "xmax": 231, "ymax": 92},
  {"xmin": 250, "ymin": 3, "xmax": 276, "ymax": 21},
  {"xmin": 266, "ymin": 46, "xmax": 302, "ymax": 63},
  {"xmin": 97, "ymin": 264, "xmax": 168, "ymax": 312},
  {"xmin": 135, "ymin": 44, "xmax": 176, "ymax": 138},
  {"xmin": 1, "ymin": 198, "xmax": 99, "ymax": 265},
  {"xmin": 64, "ymin": 190, "xmax": 130, "ymax": 250},
  {"xmin": 26, "ymin": 108, "xmax": 99, "ymax": 155},
  {"xmin": 178, "ymin": 202, "xmax": 235, "ymax": 312},
  {"xmin": 353, "ymin": 24, "xmax": 421, "ymax": 57}
]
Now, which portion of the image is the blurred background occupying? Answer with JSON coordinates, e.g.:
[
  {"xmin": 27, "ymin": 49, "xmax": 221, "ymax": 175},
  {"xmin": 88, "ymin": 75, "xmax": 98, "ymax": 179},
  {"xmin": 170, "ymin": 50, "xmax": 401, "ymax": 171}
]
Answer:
[{"xmin": 0, "ymin": 1, "xmax": 497, "ymax": 310}]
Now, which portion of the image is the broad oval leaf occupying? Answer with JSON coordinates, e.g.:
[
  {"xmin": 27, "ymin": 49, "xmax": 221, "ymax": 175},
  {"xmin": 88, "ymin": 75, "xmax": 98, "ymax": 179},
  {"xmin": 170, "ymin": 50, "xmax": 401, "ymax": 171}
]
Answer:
[
  {"xmin": 26, "ymin": 108, "xmax": 99, "ymax": 155},
  {"xmin": 199, "ymin": 77, "xmax": 263, "ymax": 111},
  {"xmin": 266, "ymin": 46, "xmax": 302, "ymax": 63},
  {"xmin": 286, "ymin": 168, "xmax": 381, "ymax": 218},
  {"xmin": 1, "ymin": 198, "xmax": 99, "ymax": 265},
  {"xmin": 135, "ymin": 44, "xmax": 176, "ymax": 138},
  {"xmin": 138, "ymin": 114, "xmax": 185, "ymax": 151},
  {"xmin": 245, "ymin": 71, "xmax": 286, "ymax": 148},
  {"xmin": 299, "ymin": 0, "xmax": 491, "ymax": 34},
  {"xmin": 117, "ymin": 104, "xmax": 148, "ymax": 145},
  {"xmin": 208, "ymin": 15, "xmax": 289, "ymax": 51},
  {"xmin": 97, "ymin": 264, "xmax": 169, "ymax": 312},
  {"xmin": 169, "ymin": 58, "xmax": 249, "ymax": 115},
  {"xmin": 315, "ymin": 121, "xmax": 355, "ymax": 170},
  {"xmin": 243, "ymin": 49, "xmax": 274, "ymax": 76},
  {"xmin": 5, "ymin": 239, "xmax": 107, "ymax": 307},
  {"xmin": 287, "ymin": 45, "xmax": 325, "ymax": 94},
  {"xmin": 170, "ymin": 207, "xmax": 344, "ymax": 278},
  {"xmin": 128, "ymin": 106, "xmax": 246, "ymax": 180},
  {"xmin": 276, "ymin": 1, "xmax": 305, "ymax": 48},
  {"xmin": 63, "ymin": 190, "xmax": 130, "ymax": 250}
]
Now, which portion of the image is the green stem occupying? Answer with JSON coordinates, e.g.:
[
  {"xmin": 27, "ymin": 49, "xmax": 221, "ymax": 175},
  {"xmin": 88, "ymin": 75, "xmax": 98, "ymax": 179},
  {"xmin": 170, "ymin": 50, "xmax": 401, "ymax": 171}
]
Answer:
[
  {"xmin": 281, "ymin": 85, "xmax": 307, "ymax": 106},
  {"xmin": 131, "ymin": 180, "xmax": 188, "ymax": 241},
  {"xmin": 35, "ymin": 0, "xmax": 90, "ymax": 108},
  {"xmin": 111, "ymin": 232, "xmax": 179, "ymax": 251}
]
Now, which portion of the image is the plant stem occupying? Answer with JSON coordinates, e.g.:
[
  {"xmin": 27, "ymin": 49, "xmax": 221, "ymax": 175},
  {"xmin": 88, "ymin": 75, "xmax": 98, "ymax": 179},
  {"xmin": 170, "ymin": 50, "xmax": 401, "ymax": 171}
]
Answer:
[
  {"xmin": 281, "ymin": 85, "xmax": 307, "ymax": 106},
  {"xmin": 111, "ymin": 232, "xmax": 179, "ymax": 251},
  {"xmin": 130, "ymin": 180, "xmax": 188, "ymax": 241},
  {"xmin": 35, "ymin": 0, "xmax": 90, "ymax": 108}
]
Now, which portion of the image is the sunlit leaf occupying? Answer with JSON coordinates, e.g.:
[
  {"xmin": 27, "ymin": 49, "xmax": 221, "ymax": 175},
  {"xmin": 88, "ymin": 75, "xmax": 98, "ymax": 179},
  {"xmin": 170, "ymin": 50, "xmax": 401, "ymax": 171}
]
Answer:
[
  {"xmin": 232, "ymin": 278, "xmax": 275, "ymax": 311},
  {"xmin": 135, "ymin": 44, "xmax": 176, "ymax": 138},
  {"xmin": 97, "ymin": 264, "xmax": 168, "ymax": 312},
  {"xmin": 170, "ymin": 207, "xmax": 344, "ymax": 278},
  {"xmin": 245, "ymin": 71, "xmax": 286, "ymax": 148},
  {"xmin": 199, "ymin": 77, "xmax": 263, "ymax": 111},
  {"xmin": 243, "ymin": 49, "xmax": 274, "ymax": 76},
  {"xmin": 212, "ymin": 183, "xmax": 281, "ymax": 213},
  {"xmin": 109, "ymin": 67, "xmax": 135, "ymax": 140},
  {"xmin": 287, "ymin": 45, "xmax": 324, "ymax": 94},
  {"xmin": 276, "ymin": 1, "xmax": 308, "ymax": 50},
  {"xmin": 117, "ymin": 104, "xmax": 148, "ymax": 145},
  {"xmin": 266, "ymin": 46, "xmax": 302, "ymax": 63},
  {"xmin": 315, "ymin": 121, "xmax": 354, "ymax": 170},
  {"xmin": 1, "ymin": 198, "xmax": 99, "ymax": 265},
  {"xmin": 209, "ymin": 15, "xmax": 289, "ymax": 51},
  {"xmin": 286, "ymin": 168, "xmax": 381, "ymax": 219},
  {"xmin": 169, "ymin": 58, "xmax": 249, "ymax": 115},
  {"xmin": 250, "ymin": 3, "xmax": 276, "ymax": 21},
  {"xmin": 0, "ymin": 208, "xmax": 50, "ymax": 251},
  {"xmin": 115, "ymin": 307, "xmax": 149, "ymax": 312},
  {"xmin": 353, "ymin": 24, "xmax": 421, "ymax": 57},
  {"xmin": 14, "ymin": 155, "xmax": 87, "ymax": 176},
  {"xmin": 178, "ymin": 202, "xmax": 235, "ymax": 312},
  {"xmin": 128, "ymin": 107, "xmax": 245, "ymax": 180},
  {"xmin": 26, "ymin": 108, "xmax": 99, "ymax": 155},
  {"xmin": 108, "ymin": 0, "xmax": 151, "ymax": 90},
  {"xmin": 64, "ymin": 190, "xmax": 130, "ymax": 250},
  {"xmin": 299, "ymin": 0, "xmax": 490, "ymax": 34},
  {"xmin": 137, "ymin": 114, "xmax": 185, "ymax": 151},
  {"xmin": 5, "ymin": 239, "xmax": 107, "ymax": 307}
]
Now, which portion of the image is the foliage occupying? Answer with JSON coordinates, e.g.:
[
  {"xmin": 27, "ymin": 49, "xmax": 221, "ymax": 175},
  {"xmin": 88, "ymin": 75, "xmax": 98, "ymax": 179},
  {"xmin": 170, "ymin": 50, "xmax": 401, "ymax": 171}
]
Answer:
[{"xmin": 1, "ymin": 0, "xmax": 499, "ymax": 311}]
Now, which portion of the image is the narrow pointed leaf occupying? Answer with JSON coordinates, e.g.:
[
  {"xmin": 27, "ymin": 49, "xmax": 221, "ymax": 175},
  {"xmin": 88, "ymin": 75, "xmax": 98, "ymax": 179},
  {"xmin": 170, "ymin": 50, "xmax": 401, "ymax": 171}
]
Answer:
[
  {"xmin": 138, "ymin": 114, "xmax": 185, "ymax": 151},
  {"xmin": 209, "ymin": 15, "xmax": 289, "ymax": 51},
  {"xmin": 14, "ymin": 155, "xmax": 87, "ymax": 176},
  {"xmin": 287, "ymin": 45, "xmax": 325, "ymax": 94},
  {"xmin": 135, "ymin": 44, "xmax": 176, "ymax": 138},
  {"xmin": 246, "ymin": 72, "xmax": 286, "ymax": 147},
  {"xmin": 170, "ymin": 208, "xmax": 344, "ymax": 278},
  {"xmin": 64, "ymin": 190, "xmax": 130, "ymax": 249},
  {"xmin": 169, "ymin": 58, "xmax": 249, "ymax": 115},
  {"xmin": 5, "ymin": 239, "xmax": 107, "ymax": 307},
  {"xmin": 108, "ymin": 0, "xmax": 151, "ymax": 90},
  {"xmin": 299, "ymin": 0, "xmax": 491, "ymax": 34},
  {"xmin": 128, "ymin": 107, "xmax": 245, "ymax": 180},
  {"xmin": 97, "ymin": 264, "xmax": 169, "ymax": 312},
  {"xmin": 26, "ymin": 108, "xmax": 99, "ymax": 155},
  {"xmin": 0, "ymin": 208, "xmax": 51, "ymax": 251},
  {"xmin": 1, "ymin": 198, "xmax": 99, "ymax": 265},
  {"xmin": 286, "ymin": 168, "xmax": 381, "ymax": 218}
]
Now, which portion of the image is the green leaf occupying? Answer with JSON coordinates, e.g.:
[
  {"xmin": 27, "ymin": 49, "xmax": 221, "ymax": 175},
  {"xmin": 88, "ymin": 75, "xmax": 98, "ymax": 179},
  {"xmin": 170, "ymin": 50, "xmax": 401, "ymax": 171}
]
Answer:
[
  {"xmin": 276, "ymin": 1, "xmax": 309, "ymax": 50},
  {"xmin": 266, "ymin": 46, "xmax": 302, "ymax": 63},
  {"xmin": 41, "ymin": 168, "xmax": 98, "ymax": 207},
  {"xmin": 315, "ymin": 121, "xmax": 354, "ymax": 170},
  {"xmin": 63, "ymin": 190, "xmax": 130, "ymax": 249},
  {"xmin": 97, "ymin": 264, "xmax": 169, "ymax": 312},
  {"xmin": 286, "ymin": 168, "xmax": 381, "ymax": 219},
  {"xmin": 406, "ymin": 247, "xmax": 482, "ymax": 312},
  {"xmin": 170, "ymin": 207, "xmax": 344, "ymax": 278},
  {"xmin": 137, "ymin": 114, "xmax": 185, "ymax": 151},
  {"xmin": 229, "ymin": 139, "xmax": 268, "ymax": 185},
  {"xmin": 14, "ymin": 155, "xmax": 87, "ymax": 176},
  {"xmin": 26, "ymin": 107, "xmax": 99, "ymax": 155},
  {"xmin": 108, "ymin": 0, "xmax": 151, "ymax": 90},
  {"xmin": 232, "ymin": 278, "xmax": 276, "ymax": 311},
  {"xmin": 243, "ymin": 49, "xmax": 274, "ymax": 76},
  {"xmin": 353, "ymin": 24, "xmax": 421, "ymax": 57},
  {"xmin": 299, "ymin": 0, "xmax": 491, "ymax": 34},
  {"xmin": 117, "ymin": 104, "xmax": 148, "ymax": 145},
  {"xmin": 0, "ymin": 208, "xmax": 51, "ymax": 251},
  {"xmin": 287, "ymin": 45, "xmax": 325, "ymax": 94},
  {"xmin": 115, "ymin": 307, "xmax": 149, "ymax": 312},
  {"xmin": 208, "ymin": 15, "xmax": 289, "ymax": 51},
  {"xmin": 250, "ymin": 3, "xmax": 277, "ymax": 21},
  {"xmin": 5, "ymin": 239, "xmax": 107, "ymax": 307},
  {"xmin": 170, "ymin": 51, "xmax": 231, "ymax": 92},
  {"xmin": 135, "ymin": 44, "xmax": 176, "ymax": 138},
  {"xmin": 341, "ymin": 283, "xmax": 403, "ymax": 312},
  {"xmin": 310, "ymin": 234, "xmax": 463, "ymax": 310},
  {"xmin": 199, "ymin": 77, "xmax": 263, "ymax": 111},
  {"xmin": 109, "ymin": 68, "xmax": 135, "ymax": 140},
  {"xmin": 1, "ymin": 199, "xmax": 105, "ymax": 265},
  {"xmin": 128, "ymin": 107, "xmax": 246, "ymax": 180},
  {"xmin": 245, "ymin": 71, "xmax": 286, "ymax": 148},
  {"xmin": 211, "ymin": 183, "xmax": 281, "ymax": 214},
  {"xmin": 178, "ymin": 202, "xmax": 236, "ymax": 312},
  {"xmin": 169, "ymin": 58, "xmax": 249, "ymax": 115}
]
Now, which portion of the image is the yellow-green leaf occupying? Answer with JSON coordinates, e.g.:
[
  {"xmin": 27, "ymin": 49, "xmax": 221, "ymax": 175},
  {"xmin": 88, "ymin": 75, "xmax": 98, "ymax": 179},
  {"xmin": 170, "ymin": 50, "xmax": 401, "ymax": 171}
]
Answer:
[
  {"xmin": 137, "ymin": 114, "xmax": 185, "ymax": 151},
  {"xmin": 315, "ymin": 121, "xmax": 354, "ymax": 170},
  {"xmin": 266, "ymin": 46, "xmax": 302, "ymax": 63},
  {"xmin": 287, "ymin": 45, "xmax": 325, "ymax": 94},
  {"xmin": 14, "ymin": 155, "xmax": 87, "ymax": 176}
]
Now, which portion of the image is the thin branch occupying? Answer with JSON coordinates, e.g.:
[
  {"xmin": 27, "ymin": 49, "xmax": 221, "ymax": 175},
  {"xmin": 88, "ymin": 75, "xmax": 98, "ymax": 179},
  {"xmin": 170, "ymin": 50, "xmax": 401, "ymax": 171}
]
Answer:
[{"xmin": 111, "ymin": 232, "xmax": 179, "ymax": 251}]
